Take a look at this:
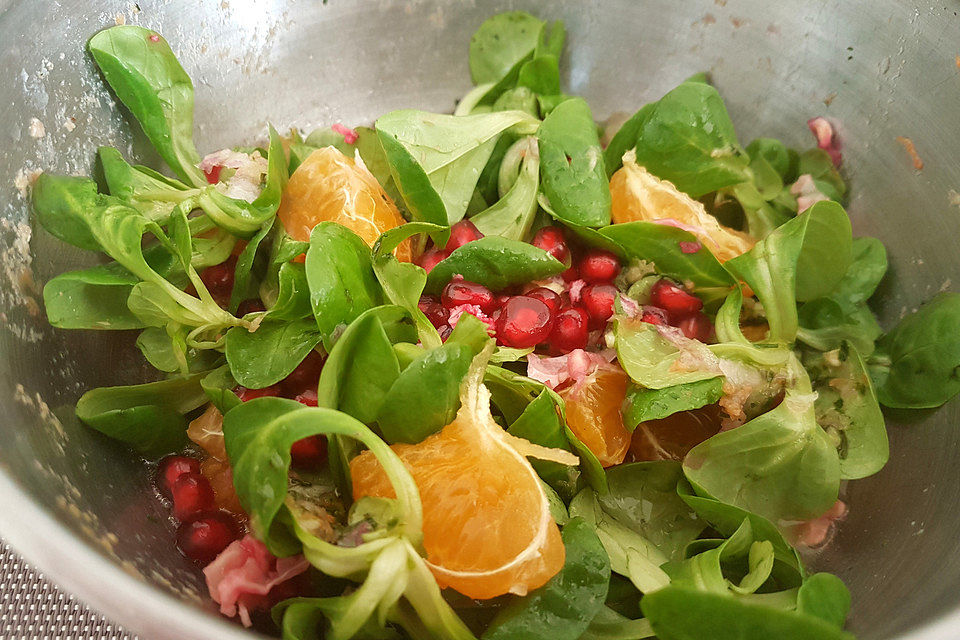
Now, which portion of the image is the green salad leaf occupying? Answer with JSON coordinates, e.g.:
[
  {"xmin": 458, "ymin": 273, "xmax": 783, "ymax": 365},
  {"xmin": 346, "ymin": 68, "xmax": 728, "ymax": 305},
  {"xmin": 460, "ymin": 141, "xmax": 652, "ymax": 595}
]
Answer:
[
  {"xmin": 425, "ymin": 236, "xmax": 565, "ymax": 292},
  {"xmin": 482, "ymin": 518, "xmax": 610, "ymax": 640},
  {"xmin": 872, "ymin": 292, "xmax": 960, "ymax": 409},
  {"xmin": 224, "ymin": 319, "xmax": 322, "ymax": 390},
  {"xmin": 538, "ymin": 98, "xmax": 611, "ymax": 227},
  {"xmin": 87, "ymin": 26, "xmax": 205, "ymax": 186},
  {"xmin": 75, "ymin": 373, "xmax": 208, "ymax": 455},
  {"xmin": 623, "ymin": 378, "xmax": 724, "ymax": 430},
  {"xmin": 305, "ymin": 222, "xmax": 384, "ymax": 349}
]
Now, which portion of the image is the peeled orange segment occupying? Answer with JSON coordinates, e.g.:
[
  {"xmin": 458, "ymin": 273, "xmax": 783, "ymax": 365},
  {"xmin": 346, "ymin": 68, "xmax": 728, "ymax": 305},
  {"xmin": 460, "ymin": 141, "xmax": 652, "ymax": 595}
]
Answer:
[
  {"xmin": 628, "ymin": 405, "xmax": 723, "ymax": 463},
  {"xmin": 558, "ymin": 367, "xmax": 632, "ymax": 467},
  {"xmin": 277, "ymin": 146, "xmax": 412, "ymax": 261},
  {"xmin": 351, "ymin": 354, "xmax": 576, "ymax": 600},
  {"xmin": 609, "ymin": 151, "xmax": 755, "ymax": 262}
]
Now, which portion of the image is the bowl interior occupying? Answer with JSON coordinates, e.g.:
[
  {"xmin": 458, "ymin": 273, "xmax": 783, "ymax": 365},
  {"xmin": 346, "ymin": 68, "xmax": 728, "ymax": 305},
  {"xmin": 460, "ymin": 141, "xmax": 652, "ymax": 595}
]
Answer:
[{"xmin": 1, "ymin": 1, "xmax": 958, "ymax": 638}]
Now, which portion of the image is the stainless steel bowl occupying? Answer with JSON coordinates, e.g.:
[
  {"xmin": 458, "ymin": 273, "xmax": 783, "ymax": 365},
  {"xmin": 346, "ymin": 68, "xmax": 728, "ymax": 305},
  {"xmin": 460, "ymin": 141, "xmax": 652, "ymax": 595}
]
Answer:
[{"xmin": 1, "ymin": 1, "xmax": 958, "ymax": 638}]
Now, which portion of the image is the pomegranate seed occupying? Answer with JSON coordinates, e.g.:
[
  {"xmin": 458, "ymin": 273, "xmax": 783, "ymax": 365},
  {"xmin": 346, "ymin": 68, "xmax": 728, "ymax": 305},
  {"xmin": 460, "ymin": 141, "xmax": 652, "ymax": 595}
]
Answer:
[
  {"xmin": 294, "ymin": 389, "xmax": 318, "ymax": 407},
  {"xmin": 203, "ymin": 165, "xmax": 222, "ymax": 184},
  {"xmin": 418, "ymin": 295, "xmax": 449, "ymax": 329},
  {"xmin": 496, "ymin": 296, "xmax": 555, "ymax": 348},
  {"xmin": 417, "ymin": 248, "xmax": 449, "ymax": 274},
  {"xmin": 580, "ymin": 284, "xmax": 617, "ymax": 328},
  {"xmin": 561, "ymin": 265, "xmax": 580, "ymax": 282},
  {"xmin": 549, "ymin": 306, "xmax": 590, "ymax": 353},
  {"xmin": 678, "ymin": 313, "xmax": 715, "ymax": 342},
  {"xmin": 237, "ymin": 298, "xmax": 266, "ymax": 315},
  {"xmin": 176, "ymin": 511, "xmax": 240, "ymax": 563},
  {"xmin": 279, "ymin": 350, "xmax": 325, "ymax": 397},
  {"xmin": 525, "ymin": 287, "xmax": 562, "ymax": 314},
  {"xmin": 650, "ymin": 279, "xmax": 703, "ymax": 319},
  {"xmin": 290, "ymin": 435, "xmax": 327, "ymax": 470},
  {"xmin": 237, "ymin": 386, "xmax": 280, "ymax": 402},
  {"xmin": 578, "ymin": 250, "xmax": 621, "ymax": 284},
  {"xmin": 532, "ymin": 226, "xmax": 570, "ymax": 264},
  {"xmin": 199, "ymin": 257, "xmax": 237, "ymax": 304},
  {"xmin": 444, "ymin": 220, "xmax": 484, "ymax": 253},
  {"xmin": 641, "ymin": 306, "xmax": 670, "ymax": 326},
  {"xmin": 171, "ymin": 472, "xmax": 216, "ymax": 521},
  {"xmin": 441, "ymin": 280, "xmax": 496, "ymax": 313},
  {"xmin": 156, "ymin": 455, "xmax": 201, "ymax": 500}
]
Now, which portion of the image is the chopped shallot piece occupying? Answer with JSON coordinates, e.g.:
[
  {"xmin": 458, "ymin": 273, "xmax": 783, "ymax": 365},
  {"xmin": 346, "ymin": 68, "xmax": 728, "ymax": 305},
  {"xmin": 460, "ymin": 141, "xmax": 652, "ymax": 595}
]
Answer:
[
  {"xmin": 204, "ymin": 535, "xmax": 310, "ymax": 627},
  {"xmin": 526, "ymin": 348, "xmax": 617, "ymax": 390},
  {"xmin": 790, "ymin": 174, "xmax": 830, "ymax": 213},
  {"xmin": 807, "ymin": 116, "xmax": 842, "ymax": 167},
  {"xmin": 447, "ymin": 304, "xmax": 496, "ymax": 335},
  {"xmin": 331, "ymin": 123, "xmax": 359, "ymax": 144},
  {"xmin": 792, "ymin": 500, "xmax": 848, "ymax": 548},
  {"xmin": 568, "ymin": 279, "xmax": 587, "ymax": 304},
  {"xmin": 199, "ymin": 149, "xmax": 269, "ymax": 203}
]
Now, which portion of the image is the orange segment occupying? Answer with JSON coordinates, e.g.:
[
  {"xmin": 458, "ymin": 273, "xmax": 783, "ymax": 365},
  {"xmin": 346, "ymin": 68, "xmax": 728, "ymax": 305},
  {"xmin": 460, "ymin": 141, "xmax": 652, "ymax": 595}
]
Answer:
[
  {"xmin": 558, "ymin": 367, "xmax": 632, "ymax": 467},
  {"xmin": 277, "ymin": 146, "xmax": 411, "ymax": 261},
  {"xmin": 628, "ymin": 405, "xmax": 723, "ymax": 463},
  {"xmin": 351, "ymin": 359, "xmax": 576, "ymax": 600},
  {"xmin": 187, "ymin": 404, "xmax": 244, "ymax": 515},
  {"xmin": 609, "ymin": 151, "xmax": 755, "ymax": 262}
]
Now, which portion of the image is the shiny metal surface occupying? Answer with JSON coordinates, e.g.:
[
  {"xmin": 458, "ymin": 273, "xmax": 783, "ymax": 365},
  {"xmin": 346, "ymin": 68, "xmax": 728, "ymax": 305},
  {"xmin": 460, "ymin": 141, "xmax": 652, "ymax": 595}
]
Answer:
[{"xmin": 0, "ymin": 1, "xmax": 957, "ymax": 638}]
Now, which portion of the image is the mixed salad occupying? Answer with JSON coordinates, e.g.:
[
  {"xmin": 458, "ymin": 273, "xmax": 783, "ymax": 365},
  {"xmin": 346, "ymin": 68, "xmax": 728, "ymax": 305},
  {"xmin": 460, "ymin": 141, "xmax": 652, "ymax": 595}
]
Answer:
[{"xmin": 32, "ymin": 11, "xmax": 960, "ymax": 640}]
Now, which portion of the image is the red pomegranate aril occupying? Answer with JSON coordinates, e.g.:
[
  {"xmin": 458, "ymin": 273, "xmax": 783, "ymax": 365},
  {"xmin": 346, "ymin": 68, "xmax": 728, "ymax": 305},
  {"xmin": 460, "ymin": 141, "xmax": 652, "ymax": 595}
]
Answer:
[
  {"xmin": 279, "ymin": 350, "xmax": 325, "ymax": 397},
  {"xmin": 199, "ymin": 257, "xmax": 237, "ymax": 303},
  {"xmin": 441, "ymin": 280, "xmax": 496, "ymax": 313},
  {"xmin": 237, "ymin": 385, "xmax": 281, "ymax": 402},
  {"xmin": 561, "ymin": 265, "xmax": 580, "ymax": 282},
  {"xmin": 549, "ymin": 306, "xmax": 590, "ymax": 353},
  {"xmin": 418, "ymin": 295, "xmax": 449, "ymax": 329},
  {"xmin": 641, "ymin": 306, "xmax": 670, "ymax": 326},
  {"xmin": 156, "ymin": 455, "xmax": 201, "ymax": 499},
  {"xmin": 294, "ymin": 389, "xmax": 318, "ymax": 407},
  {"xmin": 581, "ymin": 284, "xmax": 617, "ymax": 328},
  {"xmin": 203, "ymin": 165, "xmax": 222, "ymax": 184},
  {"xmin": 417, "ymin": 248, "xmax": 449, "ymax": 274},
  {"xmin": 525, "ymin": 287, "xmax": 562, "ymax": 314},
  {"xmin": 177, "ymin": 511, "xmax": 240, "ymax": 563},
  {"xmin": 237, "ymin": 298, "xmax": 267, "ymax": 316},
  {"xmin": 496, "ymin": 296, "xmax": 555, "ymax": 348},
  {"xmin": 650, "ymin": 279, "xmax": 703, "ymax": 319},
  {"xmin": 678, "ymin": 313, "xmax": 715, "ymax": 343},
  {"xmin": 290, "ymin": 435, "xmax": 327, "ymax": 470},
  {"xmin": 444, "ymin": 220, "xmax": 484, "ymax": 252},
  {"xmin": 532, "ymin": 226, "xmax": 571, "ymax": 264},
  {"xmin": 171, "ymin": 472, "xmax": 216, "ymax": 521},
  {"xmin": 578, "ymin": 250, "xmax": 621, "ymax": 284}
]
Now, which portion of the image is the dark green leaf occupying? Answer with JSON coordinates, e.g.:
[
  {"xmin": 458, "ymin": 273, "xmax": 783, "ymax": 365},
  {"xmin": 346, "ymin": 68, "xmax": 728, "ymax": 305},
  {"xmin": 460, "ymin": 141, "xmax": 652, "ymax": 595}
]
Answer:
[
  {"xmin": 75, "ymin": 373, "xmax": 207, "ymax": 455},
  {"xmin": 832, "ymin": 237, "xmax": 887, "ymax": 307},
  {"xmin": 798, "ymin": 149, "xmax": 846, "ymax": 202},
  {"xmin": 267, "ymin": 262, "xmax": 313, "ymax": 321},
  {"xmin": 508, "ymin": 391, "xmax": 580, "ymax": 498},
  {"xmin": 623, "ymin": 378, "xmax": 724, "ymax": 430},
  {"xmin": 469, "ymin": 11, "xmax": 544, "ymax": 85},
  {"xmin": 626, "ymin": 82, "xmax": 750, "ymax": 198},
  {"xmin": 229, "ymin": 219, "xmax": 274, "ymax": 313},
  {"xmin": 304, "ymin": 222, "xmax": 383, "ymax": 349},
  {"xmin": 600, "ymin": 222, "xmax": 735, "ymax": 295},
  {"xmin": 874, "ymin": 292, "xmax": 960, "ymax": 408},
  {"xmin": 797, "ymin": 297, "xmax": 881, "ymax": 356},
  {"xmin": 483, "ymin": 519, "xmax": 610, "ymax": 640},
  {"xmin": 641, "ymin": 586, "xmax": 854, "ymax": 640},
  {"xmin": 797, "ymin": 573, "xmax": 851, "ymax": 628},
  {"xmin": 42, "ymin": 263, "xmax": 142, "ymax": 330},
  {"xmin": 225, "ymin": 318, "xmax": 322, "ymax": 389},
  {"xmin": 88, "ymin": 26, "xmax": 205, "ymax": 186},
  {"xmin": 538, "ymin": 98, "xmax": 611, "ymax": 227},
  {"xmin": 517, "ymin": 55, "xmax": 561, "ymax": 96},
  {"xmin": 201, "ymin": 365, "xmax": 241, "ymax": 414},
  {"xmin": 604, "ymin": 103, "xmax": 654, "ymax": 178},
  {"xmin": 425, "ymin": 236, "xmax": 564, "ymax": 293},
  {"xmin": 32, "ymin": 174, "xmax": 106, "ymax": 251},
  {"xmin": 377, "ymin": 342, "xmax": 474, "ymax": 444},
  {"xmin": 470, "ymin": 137, "xmax": 540, "ymax": 241}
]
